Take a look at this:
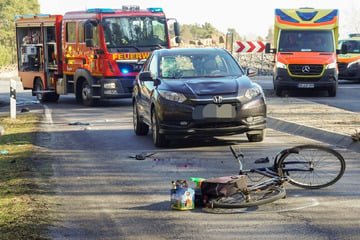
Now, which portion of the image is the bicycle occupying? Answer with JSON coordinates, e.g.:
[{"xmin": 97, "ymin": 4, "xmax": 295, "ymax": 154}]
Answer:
[{"xmin": 191, "ymin": 144, "xmax": 346, "ymax": 208}]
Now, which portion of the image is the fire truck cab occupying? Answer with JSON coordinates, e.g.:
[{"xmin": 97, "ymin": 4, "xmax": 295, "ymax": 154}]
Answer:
[{"xmin": 15, "ymin": 6, "xmax": 180, "ymax": 105}]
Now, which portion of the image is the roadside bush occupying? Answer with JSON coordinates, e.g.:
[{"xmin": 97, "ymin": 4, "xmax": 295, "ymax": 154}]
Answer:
[{"xmin": 0, "ymin": 45, "xmax": 13, "ymax": 67}]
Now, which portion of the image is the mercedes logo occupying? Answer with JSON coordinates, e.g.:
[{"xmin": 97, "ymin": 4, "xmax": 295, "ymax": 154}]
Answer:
[
  {"xmin": 302, "ymin": 65, "xmax": 311, "ymax": 73},
  {"xmin": 213, "ymin": 96, "xmax": 223, "ymax": 104}
]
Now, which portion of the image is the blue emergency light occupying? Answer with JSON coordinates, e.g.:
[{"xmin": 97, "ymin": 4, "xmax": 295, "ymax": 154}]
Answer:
[
  {"xmin": 275, "ymin": 9, "xmax": 299, "ymax": 23},
  {"xmin": 147, "ymin": 8, "xmax": 163, "ymax": 13},
  {"xmin": 296, "ymin": 11, "xmax": 317, "ymax": 21},
  {"xmin": 349, "ymin": 33, "xmax": 360, "ymax": 38},
  {"xmin": 87, "ymin": 8, "xmax": 115, "ymax": 14},
  {"xmin": 121, "ymin": 68, "xmax": 129, "ymax": 74},
  {"xmin": 314, "ymin": 10, "xmax": 338, "ymax": 23}
]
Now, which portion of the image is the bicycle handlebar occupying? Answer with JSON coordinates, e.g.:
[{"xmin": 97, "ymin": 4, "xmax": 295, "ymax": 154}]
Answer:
[{"xmin": 229, "ymin": 145, "xmax": 238, "ymax": 158}]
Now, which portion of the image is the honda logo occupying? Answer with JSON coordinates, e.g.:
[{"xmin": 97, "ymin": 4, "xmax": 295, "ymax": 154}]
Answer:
[
  {"xmin": 213, "ymin": 96, "xmax": 223, "ymax": 104},
  {"xmin": 302, "ymin": 65, "xmax": 311, "ymax": 73}
]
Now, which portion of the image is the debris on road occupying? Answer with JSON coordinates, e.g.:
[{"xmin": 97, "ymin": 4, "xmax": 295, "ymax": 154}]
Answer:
[
  {"xmin": 129, "ymin": 152, "xmax": 157, "ymax": 160},
  {"xmin": 170, "ymin": 180, "xmax": 195, "ymax": 210},
  {"xmin": 68, "ymin": 122, "xmax": 90, "ymax": 126}
]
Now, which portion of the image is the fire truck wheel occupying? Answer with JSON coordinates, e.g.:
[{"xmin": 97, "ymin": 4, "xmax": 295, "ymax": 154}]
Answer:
[
  {"xmin": 47, "ymin": 93, "xmax": 60, "ymax": 102},
  {"xmin": 81, "ymin": 81, "xmax": 94, "ymax": 106},
  {"xmin": 34, "ymin": 79, "xmax": 46, "ymax": 102}
]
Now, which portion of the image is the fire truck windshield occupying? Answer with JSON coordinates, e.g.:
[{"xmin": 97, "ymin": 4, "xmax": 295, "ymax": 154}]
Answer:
[
  {"xmin": 279, "ymin": 30, "xmax": 334, "ymax": 53},
  {"xmin": 102, "ymin": 16, "xmax": 169, "ymax": 51}
]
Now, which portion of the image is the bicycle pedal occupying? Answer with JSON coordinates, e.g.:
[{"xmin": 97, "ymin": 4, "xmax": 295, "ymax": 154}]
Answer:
[{"xmin": 254, "ymin": 157, "xmax": 270, "ymax": 164}]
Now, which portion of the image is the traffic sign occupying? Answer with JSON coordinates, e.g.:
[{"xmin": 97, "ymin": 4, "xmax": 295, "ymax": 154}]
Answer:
[{"xmin": 235, "ymin": 41, "xmax": 266, "ymax": 53}]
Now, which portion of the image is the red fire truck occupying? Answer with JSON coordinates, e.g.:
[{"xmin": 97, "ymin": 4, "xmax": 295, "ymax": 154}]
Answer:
[{"xmin": 15, "ymin": 6, "xmax": 180, "ymax": 105}]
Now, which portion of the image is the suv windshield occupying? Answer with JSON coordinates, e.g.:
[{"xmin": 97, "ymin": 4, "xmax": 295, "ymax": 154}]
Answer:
[
  {"xmin": 160, "ymin": 52, "xmax": 243, "ymax": 79},
  {"xmin": 103, "ymin": 16, "xmax": 168, "ymax": 49},
  {"xmin": 279, "ymin": 30, "xmax": 334, "ymax": 52}
]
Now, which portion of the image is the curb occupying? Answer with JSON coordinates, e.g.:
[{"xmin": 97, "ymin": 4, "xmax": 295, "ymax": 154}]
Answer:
[{"xmin": 268, "ymin": 116, "xmax": 360, "ymax": 153}]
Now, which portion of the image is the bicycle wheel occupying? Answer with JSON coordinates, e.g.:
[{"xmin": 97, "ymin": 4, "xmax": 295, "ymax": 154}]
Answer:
[
  {"xmin": 277, "ymin": 144, "xmax": 346, "ymax": 189},
  {"xmin": 210, "ymin": 186, "xmax": 286, "ymax": 208}
]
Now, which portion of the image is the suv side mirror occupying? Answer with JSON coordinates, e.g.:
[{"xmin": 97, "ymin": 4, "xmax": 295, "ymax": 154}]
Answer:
[
  {"xmin": 246, "ymin": 67, "xmax": 258, "ymax": 77},
  {"xmin": 139, "ymin": 71, "xmax": 153, "ymax": 81}
]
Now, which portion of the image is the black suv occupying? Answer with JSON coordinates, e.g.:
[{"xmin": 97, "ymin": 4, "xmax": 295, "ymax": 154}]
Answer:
[{"xmin": 132, "ymin": 48, "xmax": 267, "ymax": 147}]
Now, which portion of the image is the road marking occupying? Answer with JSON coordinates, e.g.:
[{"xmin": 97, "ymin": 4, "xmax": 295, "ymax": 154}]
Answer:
[
  {"xmin": 339, "ymin": 85, "xmax": 360, "ymax": 89},
  {"xmin": 43, "ymin": 105, "xmax": 53, "ymax": 125}
]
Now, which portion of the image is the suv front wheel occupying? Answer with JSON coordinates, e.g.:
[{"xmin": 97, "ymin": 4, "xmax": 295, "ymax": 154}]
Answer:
[
  {"xmin": 151, "ymin": 109, "xmax": 167, "ymax": 147},
  {"xmin": 246, "ymin": 130, "xmax": 265, "ymax": 142},
  {"xmin": 133, "ymin": 102, "xmax": 149, "ymax": 135}
]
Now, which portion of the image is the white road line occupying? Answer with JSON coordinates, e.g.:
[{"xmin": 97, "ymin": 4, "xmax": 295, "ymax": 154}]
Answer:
[
  {"xmin": 43, "ymin": 105, "xmax": 53, "ymax": 125},
  {"xmin": 339, "ymin": 86, "xmax": 360, "ymax": 89}
]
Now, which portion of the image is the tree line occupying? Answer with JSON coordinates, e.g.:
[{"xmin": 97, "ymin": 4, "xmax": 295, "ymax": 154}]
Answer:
[
  {"xmin": 0, "ymin": 0, "xmax": 40, "ymax": 67},
  {"xmin": 0, "ymin": 0, "xmax": 270, "ymax": 67}
]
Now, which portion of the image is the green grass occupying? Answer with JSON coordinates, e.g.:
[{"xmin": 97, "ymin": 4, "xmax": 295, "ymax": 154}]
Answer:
[{"xmin": 0, "ymin": 114, "xmax": 51, "ymax": 240}]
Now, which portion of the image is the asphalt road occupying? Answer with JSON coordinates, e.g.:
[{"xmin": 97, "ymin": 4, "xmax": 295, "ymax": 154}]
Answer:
[
  {"xmin": 40, "ymin": 96, "xmax": 360, "ymax": 240},
  {"xmin": 0, "ymin": 78, "xmax": 359, "ymax": 239},
  {"xmin": 252, "ymin": 76, "xmax": 360, "ymax": 113}
]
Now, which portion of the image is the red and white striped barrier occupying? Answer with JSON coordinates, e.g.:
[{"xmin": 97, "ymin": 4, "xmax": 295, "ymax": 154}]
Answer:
[{"xmin": 235, "ymin": 41, "xmax": 266, "ymax": 53}]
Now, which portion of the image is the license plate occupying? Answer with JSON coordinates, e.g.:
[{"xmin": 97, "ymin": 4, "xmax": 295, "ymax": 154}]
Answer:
[
  {"xmin": 298, "ymin": 83, "xmax": 315, "ymax": 88},
  {"xmin": 202, "ymin": 104, "xmax": 234, "ymax": 118}
]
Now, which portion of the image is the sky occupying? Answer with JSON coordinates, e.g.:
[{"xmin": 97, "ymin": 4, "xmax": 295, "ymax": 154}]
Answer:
[{"xmin": 38, "ymin": 0, "xmax": 360, "ymax": 40}]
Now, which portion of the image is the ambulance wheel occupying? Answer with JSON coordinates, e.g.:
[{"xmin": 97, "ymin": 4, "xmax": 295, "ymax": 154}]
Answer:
[
  {"xmin": 328, "ymin": 87, "xmax": 337, "ymax": 97},
  {"xmin": 274, "ymin": 86, "xmax": 282, "ymax": 97}
]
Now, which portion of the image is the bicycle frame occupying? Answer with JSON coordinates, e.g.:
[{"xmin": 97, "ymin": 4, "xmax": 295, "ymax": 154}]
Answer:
[
  {"xmin": 232, "ymin": 146, "xmax": 292, "ymax": 189},
  {"xmin": 235, "ymin": 145, "xmax": 314, "ymax": 177}
]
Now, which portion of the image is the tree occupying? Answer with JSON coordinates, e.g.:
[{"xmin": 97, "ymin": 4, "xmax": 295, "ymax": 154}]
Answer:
[
  {"xmin": 266, "ymin": 27, "xmax": 274, "ymax": 45},
  {"xmin": 227, "ymin": 28, "xmax": 242, "ymax": 42},
  {"xmin": 0, "ymin": 0, "xmax": 40, "ymax": 66},
  {"xmin": 173, "ymin": 23, "xmax": 222, "ymax": 45}
]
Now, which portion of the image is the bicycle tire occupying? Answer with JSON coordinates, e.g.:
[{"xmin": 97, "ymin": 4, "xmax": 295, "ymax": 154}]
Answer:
[
  {"xmin": 277, "ymin": 144, "xmax": 346, "ymax": 189},
  {"xmin": 210, "ymin": 186, "xmax": 286, "ymax": 208}
]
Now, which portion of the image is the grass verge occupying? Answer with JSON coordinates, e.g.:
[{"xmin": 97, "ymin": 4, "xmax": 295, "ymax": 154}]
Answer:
[{"xmin": 0, "ymin": 113, "xmax": 51, "ymax": 240}]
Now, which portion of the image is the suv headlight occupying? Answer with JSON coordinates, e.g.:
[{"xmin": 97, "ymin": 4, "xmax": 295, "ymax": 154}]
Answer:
[
  {"xmin": 244, "ymin": 85, "xmax": 262, "ymax": 99},
  {"xmin": 159, "ymin": 90, "xmax": 187, "ymax": 103},
  {"xmin": 326, "ymin": 62, "xmax": 337, "ymax": 69},
  {"xmin": 276, "ymin": 61, "xmax": 287, "ymax": 69}
]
